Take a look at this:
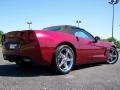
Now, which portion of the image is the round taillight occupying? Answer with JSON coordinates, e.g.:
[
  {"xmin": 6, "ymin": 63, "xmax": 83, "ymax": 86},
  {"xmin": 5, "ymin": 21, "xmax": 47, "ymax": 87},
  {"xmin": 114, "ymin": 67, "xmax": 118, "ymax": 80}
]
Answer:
[
  {"xmin": 17, "ymin": 33, "xmax": 22, "ymax": 40},
  {"xmin": 21, "ymin": 32, "xmax": 29, "ymax": 41},
  {"xmin": 29, "ymin": 31, "xmax": 35, "ymax": 41},
  {"xmin": 18, "ymin": 31, "xmax": 35, "ymax": 42}
]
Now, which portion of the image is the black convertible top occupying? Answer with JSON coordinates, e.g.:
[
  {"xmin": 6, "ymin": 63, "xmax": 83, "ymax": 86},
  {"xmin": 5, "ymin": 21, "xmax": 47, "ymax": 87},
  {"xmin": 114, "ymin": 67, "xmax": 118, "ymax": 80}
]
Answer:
[{"xmin": 43, "ymin": 25, "xmax": 83, "ymax": 35}]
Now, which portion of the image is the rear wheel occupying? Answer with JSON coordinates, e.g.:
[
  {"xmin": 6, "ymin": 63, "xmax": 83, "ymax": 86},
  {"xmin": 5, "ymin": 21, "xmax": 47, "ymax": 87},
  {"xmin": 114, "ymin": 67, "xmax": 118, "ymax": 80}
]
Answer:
[
  {"xmin": 53, "ymin": 45, "xmax": 75, "ymax": 74},
  {"xmin": 107, "ymin": 47, "xmax": 119, "ymax": 64}
]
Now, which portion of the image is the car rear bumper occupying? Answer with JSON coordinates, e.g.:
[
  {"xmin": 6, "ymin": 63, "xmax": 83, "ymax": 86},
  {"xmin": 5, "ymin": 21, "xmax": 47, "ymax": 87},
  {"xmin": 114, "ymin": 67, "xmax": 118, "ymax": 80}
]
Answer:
[
  {"xmin": 2, "ymin": 45, "xmax": 54, "ymax": 66},
  {"xmin": 3, "ymin": 54, "xmax": 34, "ymax": 63}
]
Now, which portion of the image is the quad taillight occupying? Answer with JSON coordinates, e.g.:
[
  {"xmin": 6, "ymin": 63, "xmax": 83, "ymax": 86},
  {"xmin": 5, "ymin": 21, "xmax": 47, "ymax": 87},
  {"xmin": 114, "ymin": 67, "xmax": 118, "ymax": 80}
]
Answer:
[{"xmin": 19, "ymin": 31, "xmax": 35, "ymax": 42}]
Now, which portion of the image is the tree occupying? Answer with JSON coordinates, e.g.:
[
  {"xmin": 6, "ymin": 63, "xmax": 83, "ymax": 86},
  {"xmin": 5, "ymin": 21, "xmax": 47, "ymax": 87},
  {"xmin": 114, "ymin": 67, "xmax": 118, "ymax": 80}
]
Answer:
[
  {"xmin": 0, "ymin": 30, "xmax": 3, "ymax": 35},
  {"xmin": 103, "ymin": 37, "xmax": 120, "ymax": 48},
  {"xmin": 0, "ymin": 30, "xmax": 4, "ymax": 44}
]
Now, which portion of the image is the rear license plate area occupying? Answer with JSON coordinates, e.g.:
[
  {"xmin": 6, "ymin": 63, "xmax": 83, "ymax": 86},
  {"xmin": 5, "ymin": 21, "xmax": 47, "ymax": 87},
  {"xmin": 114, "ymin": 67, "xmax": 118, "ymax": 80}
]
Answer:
[
  {"xmin": 9, "ymin": 44, "xmax": 18, "ymax": 49},
  {"xmin": 8, "ymin": 42, "xmax": 20, "ymax": 49}
]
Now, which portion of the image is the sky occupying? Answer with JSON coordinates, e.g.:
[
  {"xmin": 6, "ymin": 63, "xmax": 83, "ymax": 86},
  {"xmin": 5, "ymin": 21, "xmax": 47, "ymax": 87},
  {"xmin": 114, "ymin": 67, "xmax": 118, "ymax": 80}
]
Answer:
[{"xmin": 0, "ymin": 0, "xmax": 120, "ymax": 39}]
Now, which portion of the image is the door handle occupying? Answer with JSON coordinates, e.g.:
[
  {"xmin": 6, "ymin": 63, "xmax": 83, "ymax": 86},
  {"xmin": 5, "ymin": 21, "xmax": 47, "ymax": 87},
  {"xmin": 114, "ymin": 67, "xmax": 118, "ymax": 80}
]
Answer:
[{"xmin": 76, "ymin": 37, "xmax": 79, "ymax": 41}]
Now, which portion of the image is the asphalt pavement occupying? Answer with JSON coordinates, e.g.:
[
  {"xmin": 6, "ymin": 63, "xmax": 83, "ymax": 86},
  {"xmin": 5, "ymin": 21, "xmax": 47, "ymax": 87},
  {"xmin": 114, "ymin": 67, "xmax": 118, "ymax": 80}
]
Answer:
[{"xmin": 0, "ymin": 50, "xmax": 120, "ymax": 90}]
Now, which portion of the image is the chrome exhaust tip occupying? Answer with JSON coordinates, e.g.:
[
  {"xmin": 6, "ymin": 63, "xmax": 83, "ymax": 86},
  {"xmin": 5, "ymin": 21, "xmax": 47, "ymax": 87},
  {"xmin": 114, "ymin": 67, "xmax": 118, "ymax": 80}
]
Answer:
[
  {"xmin": 23, "ymin": 58, "xmax": 31, "ymax": 62},
  {"xmin": 3, "ymin": 55, "xmax": 7, "ymax": 60}
]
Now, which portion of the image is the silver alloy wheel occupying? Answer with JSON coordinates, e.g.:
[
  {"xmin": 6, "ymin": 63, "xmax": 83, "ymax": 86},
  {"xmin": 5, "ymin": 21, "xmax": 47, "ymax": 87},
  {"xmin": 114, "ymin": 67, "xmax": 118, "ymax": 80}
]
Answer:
[
  {"xmin": 107, "ymin": 48, "xmax": 118, "ymax": 64},
  {"xmin": 56, "ymin": 48, "xmax": 74, "ymax": 72}
]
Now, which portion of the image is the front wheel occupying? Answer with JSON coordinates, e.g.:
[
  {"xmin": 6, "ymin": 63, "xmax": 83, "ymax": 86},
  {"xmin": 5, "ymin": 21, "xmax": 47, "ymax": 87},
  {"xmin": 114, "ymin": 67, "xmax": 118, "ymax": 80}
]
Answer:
[
  {"xmin": 107, "ymin": 47, "xmax": 119, "ymax": 64},
  {"xmin": 52, "ymin": 45, "xmax": 75, "ymax": 74}
]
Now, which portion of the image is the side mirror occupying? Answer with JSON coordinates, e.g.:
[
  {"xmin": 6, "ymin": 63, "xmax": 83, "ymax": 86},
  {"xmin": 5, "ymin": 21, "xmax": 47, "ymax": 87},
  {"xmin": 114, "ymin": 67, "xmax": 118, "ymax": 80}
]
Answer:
[{"xmin": 94, "ymin": 36, "xmax": 100, "ymax": 43}]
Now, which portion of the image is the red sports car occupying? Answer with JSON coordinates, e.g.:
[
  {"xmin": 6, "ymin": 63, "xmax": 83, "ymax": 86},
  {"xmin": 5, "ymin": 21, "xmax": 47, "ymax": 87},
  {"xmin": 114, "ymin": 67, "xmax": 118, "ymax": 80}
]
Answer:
[{"xmin": 2, "ymin": 25, "xmax": 119, "ymax": 74}]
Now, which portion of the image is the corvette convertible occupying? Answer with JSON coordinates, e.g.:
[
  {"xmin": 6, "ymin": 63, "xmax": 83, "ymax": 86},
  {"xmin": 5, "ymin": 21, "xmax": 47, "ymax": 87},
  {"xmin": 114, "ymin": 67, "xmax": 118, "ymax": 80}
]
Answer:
[{"xmin": 2, "ymin": 25, "xmax": 119, "ymax": 74}]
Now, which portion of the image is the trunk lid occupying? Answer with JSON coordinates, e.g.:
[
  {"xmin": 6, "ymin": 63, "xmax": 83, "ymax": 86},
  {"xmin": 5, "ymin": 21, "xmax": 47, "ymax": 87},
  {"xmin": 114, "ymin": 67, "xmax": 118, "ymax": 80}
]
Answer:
[{"xmin": 3, "ymin": 30, "xmax": 36, "ymax": 50}]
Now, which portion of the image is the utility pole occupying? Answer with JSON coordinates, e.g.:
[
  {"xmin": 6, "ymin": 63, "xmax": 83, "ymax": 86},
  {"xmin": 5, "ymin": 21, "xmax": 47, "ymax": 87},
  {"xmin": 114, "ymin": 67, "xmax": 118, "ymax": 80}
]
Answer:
[
  {"xmin": 108, "ymin": 0, "xmax": 119, "ymax": 40},
  {"xmin": 76, "ymin": 20, "xmax": 81, "ymax": 27},
  {"xmin": 27, "ymin": 22, "xmax": 32, "ymax": 30}
]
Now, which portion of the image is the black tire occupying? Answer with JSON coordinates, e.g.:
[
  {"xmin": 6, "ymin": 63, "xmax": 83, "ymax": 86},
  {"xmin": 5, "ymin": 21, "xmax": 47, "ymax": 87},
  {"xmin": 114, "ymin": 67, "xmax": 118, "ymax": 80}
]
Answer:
[
  {"xmin": 52, "ymin": 45, "xmax": 75, "ymax": 74},
  {"xmin": 107, "ymin": 47, "xmax": 119, "ymax": 64}
]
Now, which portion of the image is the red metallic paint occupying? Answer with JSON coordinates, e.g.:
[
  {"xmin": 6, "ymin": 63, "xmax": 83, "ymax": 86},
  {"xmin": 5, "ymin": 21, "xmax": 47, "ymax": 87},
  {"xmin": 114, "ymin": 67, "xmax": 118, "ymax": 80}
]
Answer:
[{"xmin": 2, "ymin": 29, "xmax": 113, "ymax": 66}]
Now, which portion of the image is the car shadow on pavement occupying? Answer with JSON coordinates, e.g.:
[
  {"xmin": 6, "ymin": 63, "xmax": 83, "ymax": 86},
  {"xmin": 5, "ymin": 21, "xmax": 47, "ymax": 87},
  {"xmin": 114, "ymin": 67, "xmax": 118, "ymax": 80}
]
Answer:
[
  {"xmin": 0, "ymin": 64, "xmax": 53, "ymax": 77},
  {"xmin": 0, "ymin": 63, "xmax": 106, "ymax": 77},
  {"xmin": 74, "ymin": 62, "xmax": 105, "ymax": 71}
]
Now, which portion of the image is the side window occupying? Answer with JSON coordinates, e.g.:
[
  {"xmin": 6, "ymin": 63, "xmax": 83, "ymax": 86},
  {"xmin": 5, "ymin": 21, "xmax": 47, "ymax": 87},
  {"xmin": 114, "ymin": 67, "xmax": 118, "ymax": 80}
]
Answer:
[
  {"xmin": 75, "ymin": 31, "xmax": 90, "ymax": 39},
  {"xmin": 72, "ymin": 27, "xmax": 95, "ymax": 40}
]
